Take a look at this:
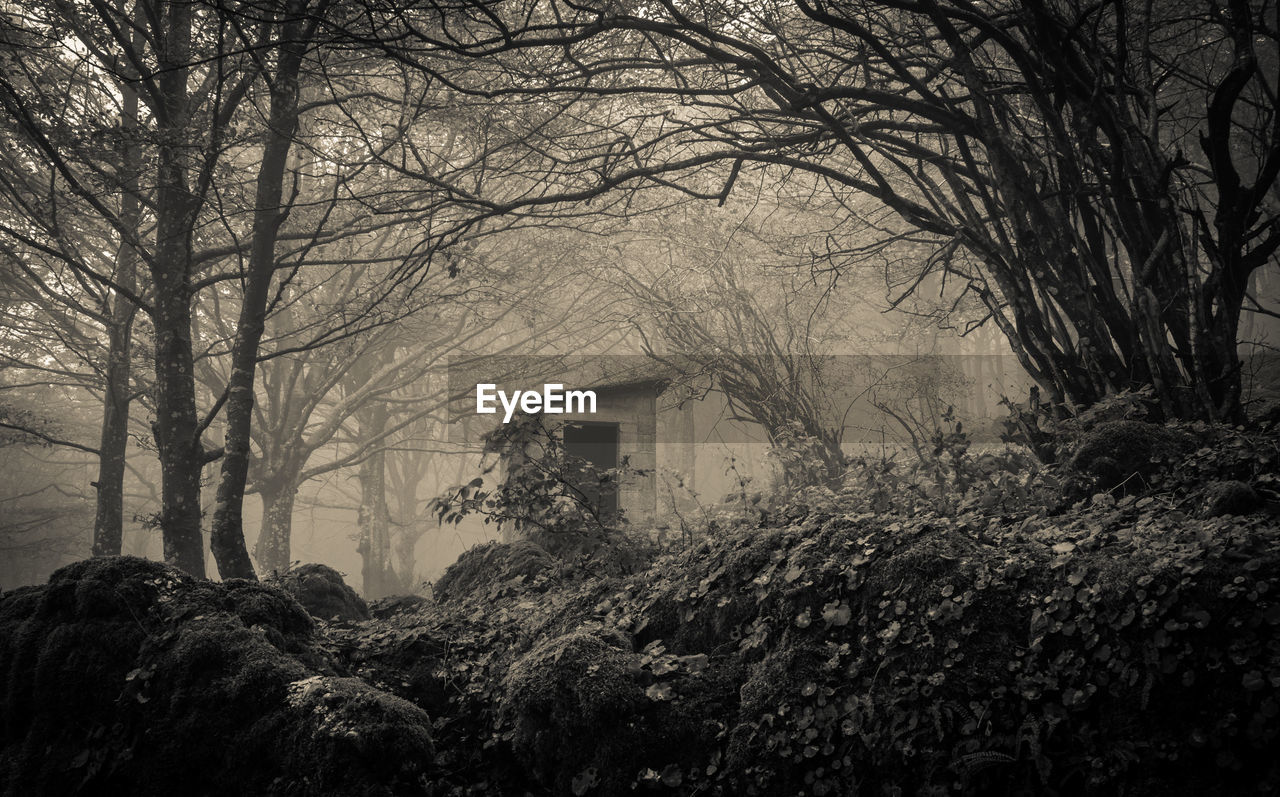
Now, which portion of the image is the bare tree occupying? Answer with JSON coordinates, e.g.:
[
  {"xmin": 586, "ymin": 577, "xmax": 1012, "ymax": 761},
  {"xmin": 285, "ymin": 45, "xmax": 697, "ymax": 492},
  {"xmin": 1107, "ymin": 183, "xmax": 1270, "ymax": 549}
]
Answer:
[
  {"xmin": 204, "ymin": 0, "xmax": 333, "ymax": 579},
  {"xmin": 0, "ymin": 0, "xmax": 151, "ymax": 559},
  {"xmin": 1, "ymin": 0, "xmax": 436, "ymax": 575},
  {"xmin": 192, "ymin": 218, "xmax": 603, "ymax": 574},
  {"xmin": 0, "ymin": 1, "xmax": 298, "ymax": 575},
  {"xmin": 366, "ymin": 0, "xmax": 1280, "ymax": 421}
]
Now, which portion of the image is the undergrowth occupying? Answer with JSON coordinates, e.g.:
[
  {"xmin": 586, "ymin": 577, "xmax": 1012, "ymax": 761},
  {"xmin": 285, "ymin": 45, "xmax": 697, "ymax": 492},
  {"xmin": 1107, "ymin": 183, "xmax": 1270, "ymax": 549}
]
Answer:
[
  {"xmin": 6, "ymin": 411, "xmax": 1279, "ymax": 796},
  {"xmin": 326, "ymin": 417, "xmax": 1280, "ymax": 796}
]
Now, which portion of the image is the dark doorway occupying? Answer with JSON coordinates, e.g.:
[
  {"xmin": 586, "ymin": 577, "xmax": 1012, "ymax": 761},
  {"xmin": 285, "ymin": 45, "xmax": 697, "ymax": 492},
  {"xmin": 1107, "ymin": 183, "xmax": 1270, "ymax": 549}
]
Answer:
[{"xmin": 562, "ymin": 422, "xmax": 620, "ymax": 517}]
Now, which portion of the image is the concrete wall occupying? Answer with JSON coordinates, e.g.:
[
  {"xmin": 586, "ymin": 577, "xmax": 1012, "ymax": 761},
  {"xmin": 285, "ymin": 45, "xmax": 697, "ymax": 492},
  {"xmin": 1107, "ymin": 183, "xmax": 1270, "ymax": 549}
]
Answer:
[{"xmin": 542, "ymin": 358, "xmax": 1041, "ymax": 532}]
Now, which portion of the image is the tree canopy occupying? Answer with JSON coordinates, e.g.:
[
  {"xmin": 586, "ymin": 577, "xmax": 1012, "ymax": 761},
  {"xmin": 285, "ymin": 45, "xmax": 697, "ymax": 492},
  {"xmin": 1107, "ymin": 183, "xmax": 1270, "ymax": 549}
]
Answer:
[
  {"xmin": 1, "ymin": 0, "xmax": 1277, "ymax": 579},
  {"xmin": 364, "ymin": 0, "xmax": 1279, "ymax": 420}
]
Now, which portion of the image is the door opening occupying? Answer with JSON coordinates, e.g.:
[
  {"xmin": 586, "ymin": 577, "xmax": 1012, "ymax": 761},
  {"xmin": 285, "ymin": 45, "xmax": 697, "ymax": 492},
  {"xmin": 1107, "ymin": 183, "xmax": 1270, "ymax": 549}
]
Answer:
[{"xmin": 562, "ymin": 422, "xmax": 620, "ymax": 517}]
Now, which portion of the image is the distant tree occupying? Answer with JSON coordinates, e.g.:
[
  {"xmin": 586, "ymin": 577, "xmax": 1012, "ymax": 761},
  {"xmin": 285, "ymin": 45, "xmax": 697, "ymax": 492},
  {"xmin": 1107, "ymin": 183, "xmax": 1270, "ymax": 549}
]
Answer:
[
  {"xmin": 0, "ymin": 0, "xmax": 305, "ymax": 575},
  {"xmin": 618, "ymin": 254, "xmax": 854, "ymax": 487},
  {"xmin": 379, "ymin": 417, "xmax": 456, "ymax": 596},
  {"xmin": 601, "ymin": 181, "xmax": 964, "ymax": 489},
  {"xmin": 192, "ymin": 221, "xmax": 602, "ymax": 575},
  {"xmin": 0, "ymin": 393, "xmax": 98, "ymax": 585}
]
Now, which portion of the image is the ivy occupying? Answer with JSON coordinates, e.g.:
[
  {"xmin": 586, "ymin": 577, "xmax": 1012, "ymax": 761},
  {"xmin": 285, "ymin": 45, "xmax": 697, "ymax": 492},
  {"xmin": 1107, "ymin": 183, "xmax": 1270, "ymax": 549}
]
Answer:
[{"xmin": 329, "ymin": 420, "xmax": 1280, "ymax": 795}]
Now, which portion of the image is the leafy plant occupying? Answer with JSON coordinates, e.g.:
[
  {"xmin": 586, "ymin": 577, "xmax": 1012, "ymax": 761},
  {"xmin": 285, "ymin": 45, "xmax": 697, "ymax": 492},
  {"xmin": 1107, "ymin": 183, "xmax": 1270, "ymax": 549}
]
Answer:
[
  {"xmin": 767, "ymin": 419, "xmax": 849, "ymax": 494},
  {"xmin": 430, "ymin": 414, "xmax": 648, "ymax": 557},
  {"xmin": 339, "ymin": 421, "xmax": 1280, "ymax": 797},
  {"xmin": 999, "ymin": 386, "xmax": 1158, "ymax": 466}
]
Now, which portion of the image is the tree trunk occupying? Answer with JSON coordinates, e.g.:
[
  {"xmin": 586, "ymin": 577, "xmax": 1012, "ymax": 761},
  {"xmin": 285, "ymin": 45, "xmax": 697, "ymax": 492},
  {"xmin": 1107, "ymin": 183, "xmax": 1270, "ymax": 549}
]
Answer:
[
  {"xmin": 210, "ymin": 2, "xmax": 309, "ymax": 581},
  {"xmin": 356, "ymin": 402, "xmax": 394, "ymax": 599},
  {"xmin": 91, "ymin": 292, "xmax": 135, "ymax": 557},
  {"xmin": 150, "ymin": 277, "xmax": 205, "ymax": 575},
  {"xmin": 387, "ymin": 449, "xmax": 431, "ymax": 595},
  {"xmin": 91, "ymin": 58, "xmax": 140, "ymax": 558},
  {"xmin": 255, "ymin": 480, "xmax": 298, "ymax": 575},
  {"xmin": 149, "ymin": 0, "xmax": 205, "ymax": 577}
]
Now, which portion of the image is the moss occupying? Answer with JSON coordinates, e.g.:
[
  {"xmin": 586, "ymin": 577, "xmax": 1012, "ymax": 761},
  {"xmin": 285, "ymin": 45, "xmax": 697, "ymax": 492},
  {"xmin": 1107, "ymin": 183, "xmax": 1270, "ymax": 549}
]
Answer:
[
  {"xmin": 8, "ymin": 426, "xmax": 1280, "ymax": 797},
  {"xmin": 734, "ymin": 645, "xmax": 823, "ymax": 725},
  {"xmin": 221, "ymin": 579, "xmax": 317, "ymax": 637},
  {"xmin": 434, "ymin": 540, "xmax": 555, "ymax": 602},
  {"xmin": 270, "ymin": 564, "xmax": 370, "ymax": 622},
  {"xmin": 280, "ymin": 675, "xmax": 434, "ymax": 794},
  {"xmin": 1068, "ymin": 420, "xmax": 1193, "ymax": 490},
  {"xmin": 726, "ymin": 645, "xmax": 825, "ymax": 777},
  {"xmin": 1, "ymin": 556, "xmax": 173, "ymax": 789},
  {"xmin": 0, "ymin": 556, "xmax": 430, "ymax": 797},
  {"xmin": 1198, "ymin": 479, "xmax": 1263, "ymax": 517},
  {"xmin": 500, "ymin": 630, "xmax": 645, "ymax": 793}
]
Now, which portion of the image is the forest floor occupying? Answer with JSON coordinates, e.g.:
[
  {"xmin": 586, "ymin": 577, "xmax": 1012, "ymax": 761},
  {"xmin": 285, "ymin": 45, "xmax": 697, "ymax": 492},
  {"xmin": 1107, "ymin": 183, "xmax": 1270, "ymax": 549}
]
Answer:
[{"xmin": 2, "ymin": 416, "xmax": 1279, "ymax": 796}]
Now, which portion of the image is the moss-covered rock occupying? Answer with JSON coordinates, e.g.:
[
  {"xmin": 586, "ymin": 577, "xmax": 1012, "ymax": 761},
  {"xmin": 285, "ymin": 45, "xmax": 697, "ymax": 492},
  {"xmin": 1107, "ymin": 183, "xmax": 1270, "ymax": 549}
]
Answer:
[
  {"xmin": 499, "ymin": 630, "xmax": 645, "ymax": 794},
  {"xmin": 434, "ymin": 539, "xmax": 555, "ymax": 602},
  {"xmin": 0, "ymin": 556, "xmax": 430, "ymax": 797},
  {"xmin": 1068, "ymin": 420, "xmax": 1194, "ymax": 490},
  {"xmin": 9, "ymin": 422, "xmax": 1280, "ymax": 797},
  {"xmin": 281, "ymin": 675, "xmax": 434, "ymax": 791},
  {"xmin": 270, "ymin": 563, "xmax": 370, "ymax": 622},
  {"xmin": 337, "ymin": 622, "xmax": 453, "ymax": 717},
  {"xmin": 410, "ymin": 492, "xmax": 1280, "ymax": 795},
  {"xmin": 1197, "ymin": 479, "xmax": 1264, "ymax": 517}
]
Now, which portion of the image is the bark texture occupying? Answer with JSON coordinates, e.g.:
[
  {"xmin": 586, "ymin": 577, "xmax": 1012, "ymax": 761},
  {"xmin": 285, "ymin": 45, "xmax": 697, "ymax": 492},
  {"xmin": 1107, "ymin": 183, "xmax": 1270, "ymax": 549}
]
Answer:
[
  {"xmin": 149, "ymin": 0, "xmax": 204, "ymax": 577},
  {"xmin": 210, "ymin": 0, "xmax": 313, "ymax": 581}
]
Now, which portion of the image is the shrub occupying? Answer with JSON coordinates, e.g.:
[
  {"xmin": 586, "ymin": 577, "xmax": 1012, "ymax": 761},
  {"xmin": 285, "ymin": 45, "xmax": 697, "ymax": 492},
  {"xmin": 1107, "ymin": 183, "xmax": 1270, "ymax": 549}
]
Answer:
[
  {"xmin": 461, "ymin": 495, "xmax": 1280, "ymax": 795},
  {"xmin": 331, "ymin": 421, "xmax": 1280, "ymax": 796},
  {"xmin": 430, "ymin": 415, "xmax": 647, "ymax": 555},
  {"xmin": 642, "ymin": 509, "xmax": 1280, "ymax": 795},
  {"xmin": 429, "ymin": 416, "xmax": 659, "ymax": 583},
  {"xmin": 12, "ymin": 419, "xmax": 1279, "ymax": 797}
]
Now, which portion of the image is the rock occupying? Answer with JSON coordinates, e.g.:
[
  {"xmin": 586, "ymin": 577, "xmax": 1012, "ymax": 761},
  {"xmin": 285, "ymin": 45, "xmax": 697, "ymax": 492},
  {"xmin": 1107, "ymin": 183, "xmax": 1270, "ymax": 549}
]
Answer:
[
  {"xmin": 434, "ymin": 540, "xmax": 555, "ymax": 602},
  {"xmin": 282, "ymin": 675, "xmax": 434, "ymax": 787},
  {"xmin": 271, "ymin": 563, "xmax": 370, "ymax": 622},
  {"xmin": 0, "ymin": 556, "xmax": 430, "ymax": 796},
  {"xmin": 500, "ymin": 630, "xmax": 644, "ymax": 794},
  {"xmin": 334, "ymin": 623, "xmax": 453, "ymax": 717},
  {"xmin": 1068, "ymin": 420, "xmax": 1193, "ymax": 491},
  {"xmin": 1198, "ymin": 480, "xmax": 1263, "ymax": 517}
]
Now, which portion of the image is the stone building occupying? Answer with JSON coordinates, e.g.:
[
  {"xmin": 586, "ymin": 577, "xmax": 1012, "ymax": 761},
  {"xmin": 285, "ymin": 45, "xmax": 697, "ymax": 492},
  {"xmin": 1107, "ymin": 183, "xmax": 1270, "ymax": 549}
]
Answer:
[
  {"xmin": 454, "ymin": 353, "xmax": 1034, "ymax": 532},
  {"xmin": 555, "ymin": 373, "xmax": 669, "ymax": 527}
]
